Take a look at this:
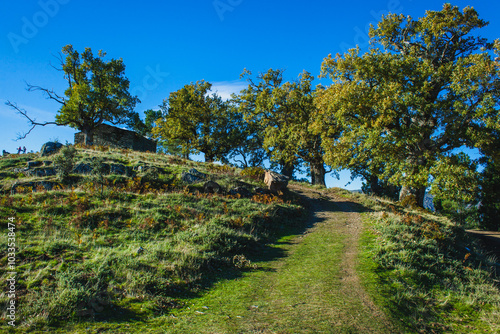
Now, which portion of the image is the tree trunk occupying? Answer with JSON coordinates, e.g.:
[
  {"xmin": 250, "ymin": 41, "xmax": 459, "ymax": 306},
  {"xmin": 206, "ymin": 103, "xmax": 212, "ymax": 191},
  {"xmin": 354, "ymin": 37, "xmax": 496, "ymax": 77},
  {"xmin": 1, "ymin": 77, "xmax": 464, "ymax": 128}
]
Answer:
[
  {"xmin": 281, "ymin": 162, "xmax": 294, "ymax": 179},
  {"xmin": 399, "ymin": 185, "xmax": 426, "ymax": 207},
  {"xmin": 368, "ymin": 174, "xmax": 381, "ymax": 196},
  {"xmin": 205, "ymin": 152, "xmax": 214, "ymax": 163},
  {"xmin": 82, "ymin": 128, "xmax": 94, "ymax": 146},
  {"xmin": 310, "ymin": 163, "xmax": 326, "ymax": 186}
]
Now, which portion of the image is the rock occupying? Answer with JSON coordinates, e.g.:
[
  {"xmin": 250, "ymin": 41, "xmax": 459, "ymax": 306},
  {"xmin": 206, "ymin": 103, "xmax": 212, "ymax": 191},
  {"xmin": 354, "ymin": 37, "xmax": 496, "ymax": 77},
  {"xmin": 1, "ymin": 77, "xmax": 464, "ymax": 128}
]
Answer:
[
  {"xmin": 33, "ymin": 167, "xmax": 56, "ymax": 177},
  {"xmin": 20, "ymin": 167, "xmax": 56, "ymax": 177},
  {"xmin": 27, "ymin": 161, "xmax": 43, "ymax": 168},
  {"xmin": 40, "ymin": 142, "xmax": 63, "ymax": 157},
  {"xmin": 11, "ymin": 181, "xmax": 61, "ymax": 194},
  {"xmin": 180, "ymin": 169, "xmax": 207, "ymax": 184},
  {"xmin": 181, "ymin": 172, "xmax": 203, "ymax": 184},
  {"xmin": 13, "ymin": 167, "xmax": 30, "ymax": 176},
  {"xmin": 229, "ymin": 186, "xmax": 252, "ymax": 198},
  {"xmin": 264, "ymin": 170, "xmax": 289, "ymax": 194},
  {"xmin": 39, "ymin": 181, "xmax": 59, "ymax": 190},
  {"xmin": 73, "ymin": 163, "xmax": 93, "ymax": 174},
  {"xmin": 189, "ymin": 168, "xmax": 207, "ymax": 179},
  {"xmin": 43, "ymin": 161, "xmax": 53, "ymax": 166},
  {"xmin": 134, "ymin": 164, "xmax": 163, "ymax": 174},
  {"xmin": 109, "ymin": 163, "xmax": 131, "ymax": 176},
  {"xmin": 137, "ymin": 247, "xmax": 144, "ymax": 255},
  {"xmin": 204, "ymin": 181, "xmax": 222, "ymax": 194}
]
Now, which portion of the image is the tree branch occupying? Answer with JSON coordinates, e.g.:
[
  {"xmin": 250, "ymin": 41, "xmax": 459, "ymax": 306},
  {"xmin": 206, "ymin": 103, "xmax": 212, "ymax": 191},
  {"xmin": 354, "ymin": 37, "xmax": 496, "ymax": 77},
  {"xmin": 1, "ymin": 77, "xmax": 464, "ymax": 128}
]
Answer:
[
  {"xmin": 26, "ymin": 83, "xmax": 66, "ymax": 105},
  {"xmin": 5, "ymin": 100, "xmax": 68, "ymax": 140}
]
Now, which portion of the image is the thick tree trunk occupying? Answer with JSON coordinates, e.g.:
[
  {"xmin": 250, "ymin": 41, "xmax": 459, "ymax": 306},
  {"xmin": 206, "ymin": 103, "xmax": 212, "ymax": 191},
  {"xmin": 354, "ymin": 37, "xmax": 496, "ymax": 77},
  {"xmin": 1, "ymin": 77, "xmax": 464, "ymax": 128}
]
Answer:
[
  {"xmin": 82, "ymin": 128, "xmax": 94, "ymax": 146},
  {"xmin": 310, "ymin": 163, "xmax": 326, "ymax": 186},
  {"xmin": 281, "ymin": 163, "xmax": 294, "ymax": 179},
  {"xmin": 368, "ymin": 174, "xmax": 381, "ymax": 196},
  {"xmin": 399, "ymin": 185, "xmax": 426, "ymax": 207}
]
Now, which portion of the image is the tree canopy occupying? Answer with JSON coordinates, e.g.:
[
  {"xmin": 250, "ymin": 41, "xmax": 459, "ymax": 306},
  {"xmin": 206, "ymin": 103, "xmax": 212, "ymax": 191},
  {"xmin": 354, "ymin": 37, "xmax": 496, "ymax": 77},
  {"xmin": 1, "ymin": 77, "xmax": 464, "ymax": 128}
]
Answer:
[
  {"xmin": 7, "ymin": 44, "xmax": 140, "ymax": 145},
  {"xmin": 237, "ymin": 69, "xmax": 328, "ymax": 185},
  {"xmin": 152, "ymin": 80, "xmax": 244, "ymax": 162},
  {"xmin": 315, "ymin": 4, "xmax": 500, "ymax": 205}
]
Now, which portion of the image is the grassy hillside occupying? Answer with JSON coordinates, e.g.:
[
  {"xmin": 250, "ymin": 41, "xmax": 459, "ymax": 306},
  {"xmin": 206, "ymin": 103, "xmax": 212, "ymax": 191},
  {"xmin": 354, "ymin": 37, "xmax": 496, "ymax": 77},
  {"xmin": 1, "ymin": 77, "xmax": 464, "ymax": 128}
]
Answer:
[
  {"xmin": 346, "ymin": 190, "xmax": 500, "ymax": 333},
  {"xmin": 1, "ymin": 146, "xmax": 499, "ymax": 333},
  {"xmin": 0, "ymin": 146, "xmax": 305, "ymax": 331}
]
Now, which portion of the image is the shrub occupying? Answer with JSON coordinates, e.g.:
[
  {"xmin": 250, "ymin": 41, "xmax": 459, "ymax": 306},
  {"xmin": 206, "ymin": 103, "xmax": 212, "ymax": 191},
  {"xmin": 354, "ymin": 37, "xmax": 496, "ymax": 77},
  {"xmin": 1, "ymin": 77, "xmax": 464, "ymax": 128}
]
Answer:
[
  {"xmin": 241, "ymin": 166, "xmax": 266, "ymax": 181},
  {"xmin": 53, "ymin": 145, "xmax": 77, "ymax": 181}
]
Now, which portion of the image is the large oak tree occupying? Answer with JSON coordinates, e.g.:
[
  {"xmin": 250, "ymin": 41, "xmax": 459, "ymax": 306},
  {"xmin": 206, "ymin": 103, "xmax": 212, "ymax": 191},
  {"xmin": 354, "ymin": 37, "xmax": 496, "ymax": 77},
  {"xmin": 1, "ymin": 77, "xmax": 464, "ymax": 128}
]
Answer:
[
  {"xmin": 153, "ymin": 80, "xmax": 243, "ymax": 163},
  {"xmin": 316, "ymin": 4, "xmax": 500, "ymax": 206},
  {"xmin": 7, "ymin": 45, "xmax": 139, "ymax": 145},
  {"xmin": 237, "ymin": 69, "xmax": 329, "ymax": 185}
]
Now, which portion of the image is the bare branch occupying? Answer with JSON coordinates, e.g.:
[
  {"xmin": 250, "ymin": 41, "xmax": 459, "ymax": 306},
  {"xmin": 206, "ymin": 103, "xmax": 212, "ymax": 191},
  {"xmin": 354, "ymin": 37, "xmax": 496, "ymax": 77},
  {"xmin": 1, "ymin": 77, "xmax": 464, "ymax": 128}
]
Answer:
[
  {"xmin": 5, "ymin": 100, "xmax": 68, "ymax": 140},
  {"xmin": 49, "ymin": 52, "xmax": 64, "ymax": 72},
  {"xmin": 25, "ymin": 83, "xmax": 66, "ymax": 105}
]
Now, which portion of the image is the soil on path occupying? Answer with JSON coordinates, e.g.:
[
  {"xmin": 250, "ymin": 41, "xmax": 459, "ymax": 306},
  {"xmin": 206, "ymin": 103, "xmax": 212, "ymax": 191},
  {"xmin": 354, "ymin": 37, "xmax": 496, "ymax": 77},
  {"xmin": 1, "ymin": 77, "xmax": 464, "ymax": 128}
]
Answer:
[{"xmin": 285, "ymin": 185, "xmax": 397, "ymax": 333}]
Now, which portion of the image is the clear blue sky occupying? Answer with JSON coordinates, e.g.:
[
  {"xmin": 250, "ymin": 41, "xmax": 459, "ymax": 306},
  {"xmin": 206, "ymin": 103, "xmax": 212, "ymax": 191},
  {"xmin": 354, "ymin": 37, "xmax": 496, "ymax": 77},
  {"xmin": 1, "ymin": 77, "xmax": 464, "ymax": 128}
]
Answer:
[{"xmin": 1, "ymin": 0, "xmax": 498, "ymax": 189}]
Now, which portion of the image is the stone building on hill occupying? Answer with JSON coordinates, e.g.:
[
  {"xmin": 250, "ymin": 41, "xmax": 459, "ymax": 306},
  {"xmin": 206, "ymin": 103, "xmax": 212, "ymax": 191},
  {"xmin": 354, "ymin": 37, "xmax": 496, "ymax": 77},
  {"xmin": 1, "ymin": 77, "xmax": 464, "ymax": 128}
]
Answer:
[{"xmin": 74, "ymin": 124, "xmax": 157, "ymax": 152}]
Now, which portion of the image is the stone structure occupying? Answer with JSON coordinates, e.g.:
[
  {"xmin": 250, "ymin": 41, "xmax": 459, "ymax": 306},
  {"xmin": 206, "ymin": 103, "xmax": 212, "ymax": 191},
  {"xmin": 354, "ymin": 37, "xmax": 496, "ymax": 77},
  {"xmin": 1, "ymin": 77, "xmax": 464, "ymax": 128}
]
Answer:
[{"xmin": 74, "ymin": 124, "xmax": 157, "ymax": 152}]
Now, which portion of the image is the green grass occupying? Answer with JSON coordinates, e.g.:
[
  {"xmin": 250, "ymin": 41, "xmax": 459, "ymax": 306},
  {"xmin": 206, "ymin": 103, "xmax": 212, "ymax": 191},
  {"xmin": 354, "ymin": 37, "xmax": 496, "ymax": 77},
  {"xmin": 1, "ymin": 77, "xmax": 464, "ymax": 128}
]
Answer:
[
  {"xmin": 58, "ymin": 194, "xmax": 390, "ymax": 333},
  {"xmin": 0, "ymin": 147, "xmax": 304, "ymax": 332},
  {"xmin": 356, "ymin": 201, "xmax": 500, "ymax": 333},
  {"xmin": 2, "ymin": 148, "xmax": 499, "ymax": 333}
]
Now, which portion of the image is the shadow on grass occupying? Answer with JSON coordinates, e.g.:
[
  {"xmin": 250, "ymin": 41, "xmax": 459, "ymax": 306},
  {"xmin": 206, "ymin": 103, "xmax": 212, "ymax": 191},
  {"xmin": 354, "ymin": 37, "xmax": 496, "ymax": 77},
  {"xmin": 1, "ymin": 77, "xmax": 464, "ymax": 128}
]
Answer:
[{"xmin": 50, "ymin": 186, "xmax": 376, "ymax": 330}]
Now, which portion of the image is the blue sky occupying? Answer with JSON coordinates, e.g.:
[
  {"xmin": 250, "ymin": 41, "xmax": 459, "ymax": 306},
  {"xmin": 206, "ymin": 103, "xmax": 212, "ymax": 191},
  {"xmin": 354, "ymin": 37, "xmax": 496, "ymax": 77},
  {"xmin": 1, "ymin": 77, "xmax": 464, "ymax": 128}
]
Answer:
[{"xmin": 1, "ymin": 0, "xmax": 499, "ymax": 189}]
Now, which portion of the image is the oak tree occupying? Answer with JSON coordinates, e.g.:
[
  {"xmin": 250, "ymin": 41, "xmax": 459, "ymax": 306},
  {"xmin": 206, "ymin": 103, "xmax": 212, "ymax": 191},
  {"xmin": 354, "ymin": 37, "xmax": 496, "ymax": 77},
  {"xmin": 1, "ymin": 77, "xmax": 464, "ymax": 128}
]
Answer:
[
  {"xmin": 7, "ymin": 45, "xmax": 139, "ymax": 145},
  {"xmin": 316, "ymin": 4, "xmax": 500, "ymax": 206},
  {"xmin": 238, "ymin": 69, "xmax": 328, "ymax": 185},
  {"xmin": 153, "ymin": 80, "xmax": 242, "ymax": 162}
]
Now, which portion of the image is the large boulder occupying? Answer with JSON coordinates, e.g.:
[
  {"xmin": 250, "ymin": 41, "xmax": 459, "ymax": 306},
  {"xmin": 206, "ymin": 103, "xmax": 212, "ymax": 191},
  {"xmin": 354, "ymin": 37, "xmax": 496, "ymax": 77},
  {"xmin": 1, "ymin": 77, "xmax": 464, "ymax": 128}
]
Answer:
[
  {"xmin": 109, "ymin": 163, "xmax": 132, "ymax": 176},
  {"xmin": 29, "ymin": 167, "xmax": 56, "ymax": 177},
  {"xmin": 204, "ymin": 181, "xmax": 222, "ymax": 194},
  {"xmin": 264, "ymin": 170, "xmax": 289, "ymax": 194},
  {"xmin": 11, "ymin": 181, "xmax": 62, "ymax": 194},
  {"xmin": 73, "ymin": 163, "xmax": 93, "ymax": 174},
  {"xmin": 181, "ymin": 168, "xmax": 207, "ymax": 184},
  {"xmin": 40, "ymin": 142, "xmax": 63, "ymax": 157}
]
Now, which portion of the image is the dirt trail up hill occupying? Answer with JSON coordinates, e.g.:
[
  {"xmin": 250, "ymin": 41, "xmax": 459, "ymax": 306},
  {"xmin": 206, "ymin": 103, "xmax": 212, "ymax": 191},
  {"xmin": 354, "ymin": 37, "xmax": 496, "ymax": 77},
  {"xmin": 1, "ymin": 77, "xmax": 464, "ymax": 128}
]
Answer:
[{"xmin": 167, "ymin": 185, "xmax": 399, "ymax": 333}]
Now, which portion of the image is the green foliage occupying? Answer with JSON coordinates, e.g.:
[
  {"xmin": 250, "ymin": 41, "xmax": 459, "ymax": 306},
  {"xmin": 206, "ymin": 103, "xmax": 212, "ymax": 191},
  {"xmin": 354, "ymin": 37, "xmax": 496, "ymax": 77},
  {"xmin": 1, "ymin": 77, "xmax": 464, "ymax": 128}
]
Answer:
[
  {"xmin": 240, "ymin": 166, "xmax": 266, "ymax": 181},
  {"xmin": 53, "ymin": 145, "xmax": 77, "ymax": 181},
  {"xmin": 237, "ymin": 69, "xmax": 327, "ymax": 185},
  {"xmin": 7, "ymin": 44, "xmax": 139, "ymax": 145},
  {"xmin": 316, "ymin": 4, "xmax": 500, "ymax": 205},
  {"xmin": 55, "ymin": 45, "xmax": 139, "ymax": 145},
  {"xmin": 153, "ymin": 80, "xmax": 244, "ymax": 162},
  {"xmin": 478, "ymin": 159, "xmax": 500, "ymax": 230}
]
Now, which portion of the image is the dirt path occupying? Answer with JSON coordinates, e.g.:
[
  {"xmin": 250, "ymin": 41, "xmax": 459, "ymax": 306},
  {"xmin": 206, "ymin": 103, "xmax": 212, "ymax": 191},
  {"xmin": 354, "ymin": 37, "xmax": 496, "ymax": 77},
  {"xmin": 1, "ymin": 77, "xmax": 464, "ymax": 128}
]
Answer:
[
  {"xmin": 167, "ymin": 185, "xmax": 397, "ymax": 333},
  {"xmin": 287, "ymin": 185, "xmax": 396, "ymax": 333}
]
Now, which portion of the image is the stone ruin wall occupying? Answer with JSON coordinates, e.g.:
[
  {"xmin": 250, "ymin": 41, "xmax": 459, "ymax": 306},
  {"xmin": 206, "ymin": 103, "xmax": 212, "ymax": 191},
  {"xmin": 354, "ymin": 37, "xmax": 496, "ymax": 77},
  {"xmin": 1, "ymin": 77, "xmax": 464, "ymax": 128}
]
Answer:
[{"xmin": 74, "ymin": 124, "xmax": 157, "ymax": 153}]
